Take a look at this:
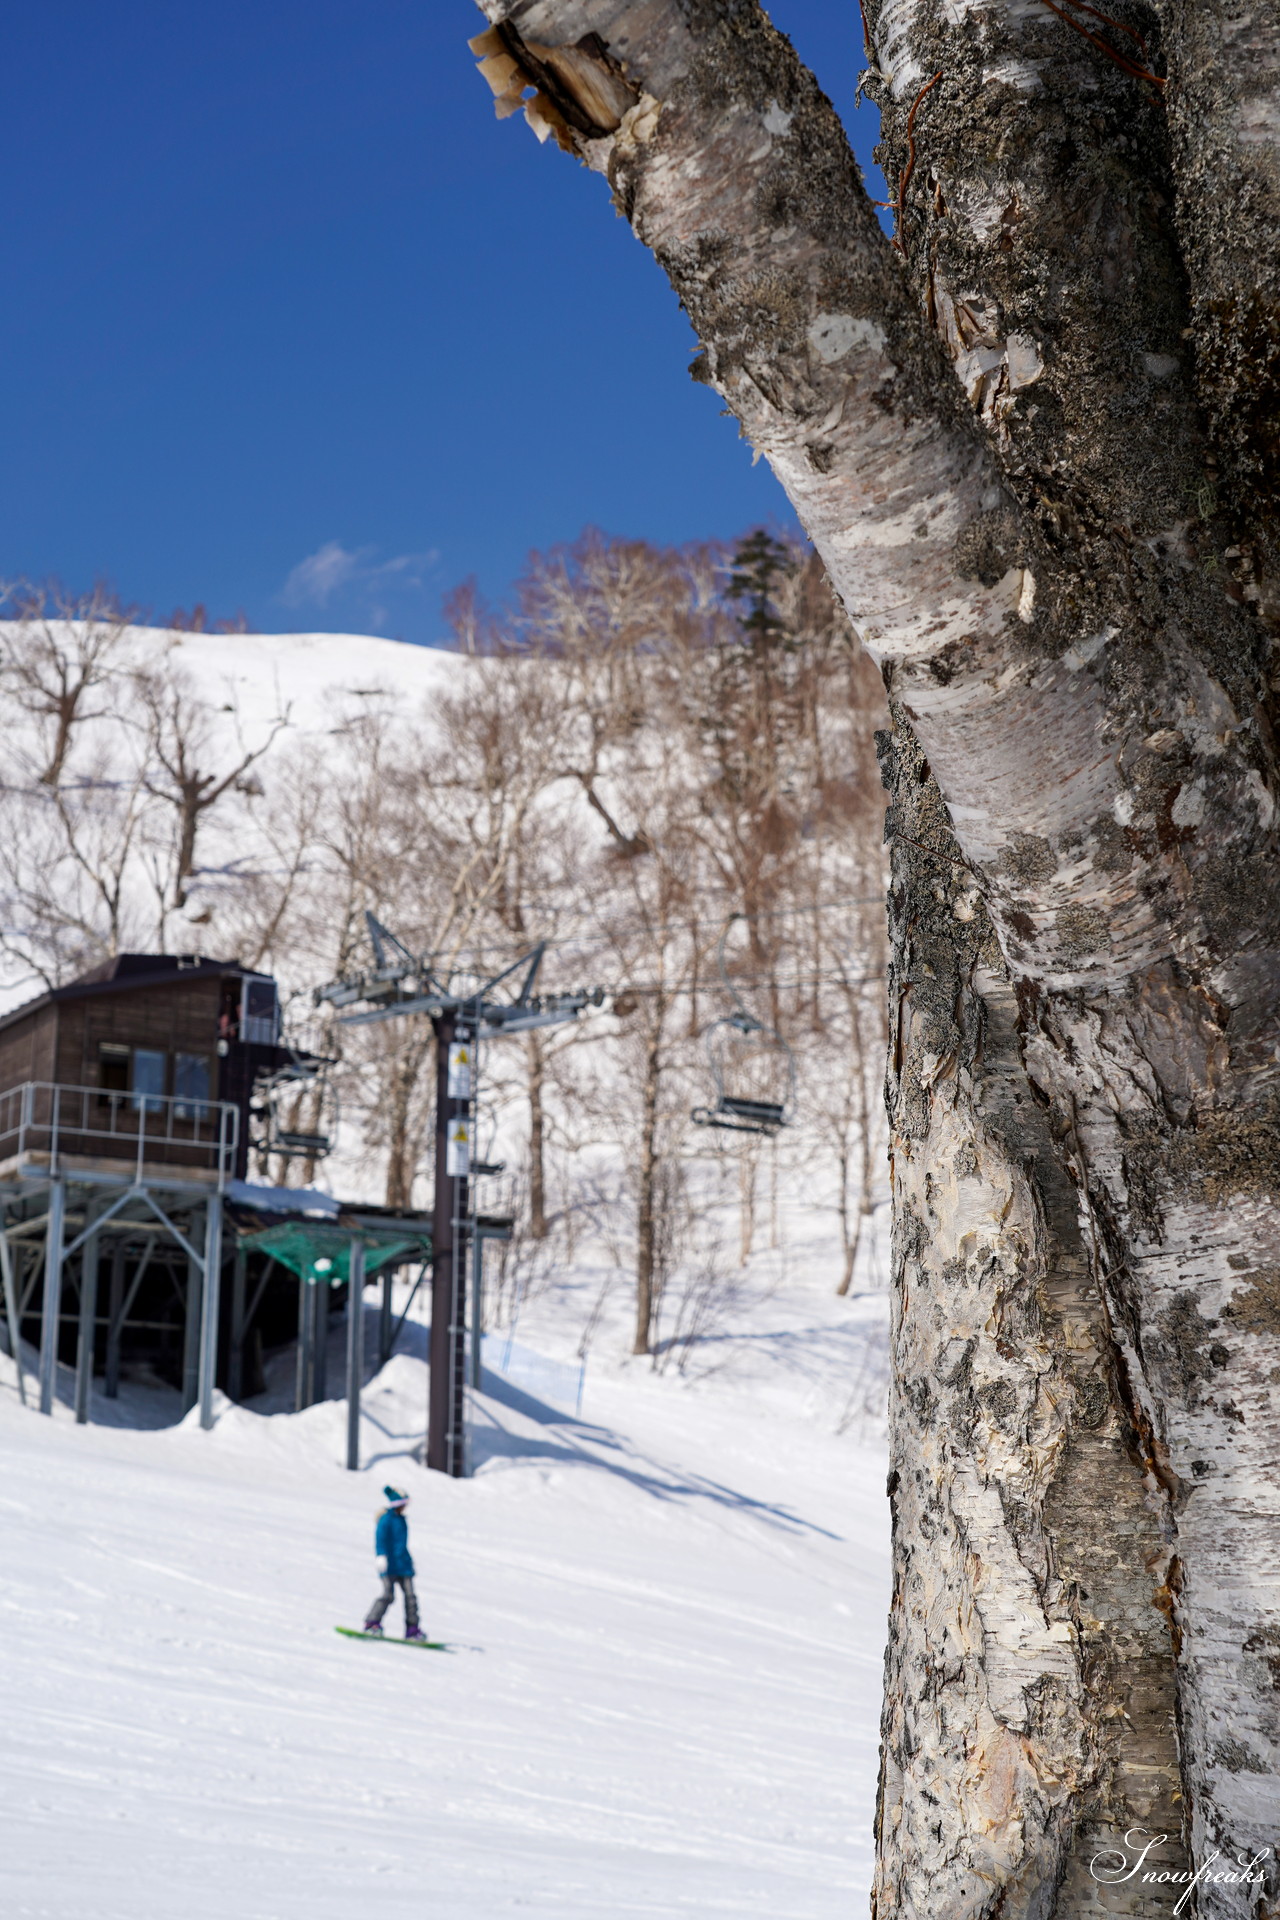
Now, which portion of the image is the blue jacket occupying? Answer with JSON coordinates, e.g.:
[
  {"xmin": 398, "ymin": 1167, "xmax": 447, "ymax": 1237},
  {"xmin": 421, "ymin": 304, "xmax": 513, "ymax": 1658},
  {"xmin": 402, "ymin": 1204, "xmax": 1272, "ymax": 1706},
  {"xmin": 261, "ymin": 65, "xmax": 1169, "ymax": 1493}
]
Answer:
[{"xmin": 376, "ymin": 1506, "xmax": 414, "ymax": 1579}]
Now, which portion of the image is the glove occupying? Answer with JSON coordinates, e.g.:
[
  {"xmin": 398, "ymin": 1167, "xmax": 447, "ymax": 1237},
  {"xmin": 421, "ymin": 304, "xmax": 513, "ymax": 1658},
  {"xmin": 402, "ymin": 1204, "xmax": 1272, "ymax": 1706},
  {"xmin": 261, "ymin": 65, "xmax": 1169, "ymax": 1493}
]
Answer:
[{"xmin": 375, "ymin": 1555, "xmax": 388, "ymax": 1576}]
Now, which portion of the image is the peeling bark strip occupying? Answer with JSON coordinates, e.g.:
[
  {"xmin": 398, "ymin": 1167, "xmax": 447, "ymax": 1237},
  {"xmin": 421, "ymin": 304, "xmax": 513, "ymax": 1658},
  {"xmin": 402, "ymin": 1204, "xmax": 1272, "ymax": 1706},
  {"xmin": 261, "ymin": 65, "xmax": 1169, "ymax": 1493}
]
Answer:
[
  {"xmin": 470, "ymin": 20, "xmax": 638, "ymax": 144},
  {"xmin": 468, "ymin": 3, "xmax": 1280, "ymax": 1912}
]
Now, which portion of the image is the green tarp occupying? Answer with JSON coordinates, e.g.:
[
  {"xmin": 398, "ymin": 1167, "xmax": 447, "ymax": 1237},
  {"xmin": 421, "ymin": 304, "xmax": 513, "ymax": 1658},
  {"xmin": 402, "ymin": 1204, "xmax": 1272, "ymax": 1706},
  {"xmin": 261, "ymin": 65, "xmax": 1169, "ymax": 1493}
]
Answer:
[{"xmin": 240, "ymin": 1221, "xmax": 430, "ymax": 1285}]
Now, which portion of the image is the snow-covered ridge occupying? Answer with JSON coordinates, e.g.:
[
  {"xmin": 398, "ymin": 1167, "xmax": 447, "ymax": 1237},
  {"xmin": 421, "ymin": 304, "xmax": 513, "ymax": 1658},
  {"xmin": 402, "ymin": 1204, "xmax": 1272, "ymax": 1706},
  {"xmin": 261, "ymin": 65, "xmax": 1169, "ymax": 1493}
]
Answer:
[
  {"xmin": 131, "ymin": 625, "xmax": 466, "ymax": 736},
  {"xmin": 0, "ymin": 622, "xmax": 471, "ymax": 1018}
]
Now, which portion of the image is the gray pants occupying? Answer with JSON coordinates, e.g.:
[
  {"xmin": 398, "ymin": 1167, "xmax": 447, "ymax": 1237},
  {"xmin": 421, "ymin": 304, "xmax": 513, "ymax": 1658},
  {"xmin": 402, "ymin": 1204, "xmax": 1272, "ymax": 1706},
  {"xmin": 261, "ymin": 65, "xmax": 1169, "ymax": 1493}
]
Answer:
[{"xmin": 366, "ymin": 1575, "xmax": 419, "ymax": 1632}]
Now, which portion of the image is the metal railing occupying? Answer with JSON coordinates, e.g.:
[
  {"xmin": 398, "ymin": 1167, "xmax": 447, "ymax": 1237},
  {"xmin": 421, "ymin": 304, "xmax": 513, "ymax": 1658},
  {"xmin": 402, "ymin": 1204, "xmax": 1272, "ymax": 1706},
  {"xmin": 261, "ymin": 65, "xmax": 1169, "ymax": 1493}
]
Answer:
[{"xmin": 0, "ymin": 1082, "xmax": 240, "ymax": 1186}]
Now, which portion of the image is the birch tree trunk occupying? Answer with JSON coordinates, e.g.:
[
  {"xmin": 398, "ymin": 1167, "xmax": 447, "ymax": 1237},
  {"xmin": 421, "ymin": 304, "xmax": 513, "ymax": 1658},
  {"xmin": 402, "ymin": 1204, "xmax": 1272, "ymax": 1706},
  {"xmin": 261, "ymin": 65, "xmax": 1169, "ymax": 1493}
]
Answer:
[
  {"xmin": 878, "ymin": 719, "xmax": 1184, "ymax": 1913},
  {"xmin": 526, "ymin": 1030, "xmax": 549, "ymax": 1239},
  {"xmin": 383, "ymin": 1028, "xmax": 433, "ymax": 1210},
  {"xmin": 467, "ymin": 2, "xmax": 1280, "ymax": 1908},
  {"xmin": 634, "ymin": 1020, "xmax": 663, "ymax": 1354}
]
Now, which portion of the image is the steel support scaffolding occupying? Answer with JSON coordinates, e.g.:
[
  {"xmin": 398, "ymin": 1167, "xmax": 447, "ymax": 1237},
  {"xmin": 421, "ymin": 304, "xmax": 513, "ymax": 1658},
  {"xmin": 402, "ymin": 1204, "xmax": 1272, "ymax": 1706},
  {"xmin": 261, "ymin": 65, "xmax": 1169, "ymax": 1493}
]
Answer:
[
  {"xmin": 315, "ymin": 1283, "xmax": 329, "ymax": 1404},
  {"xmin": 4, "ymin": 1181, "xmax": 226, "ymax": 1424},
  {"xmin": 346, "ymin": 1240, "xmax": 365, "ymax": 1472},
  {"xmin": 227, "ymin": 1253, "xmax": 275, "ymax": 1405},
  {"xmin": 197, "ymin": 1193, "xmax": 224, "ymax": 1430},
  {"xmin": 0, "ymin": 1224, "xmax": 25, "ymax": 1405},
  {"xmin": 104, "ymin": 1241, "xmax": 125, "ymax": 1398},
  {"xmin": 379, "ymin": 1264, "xmax": 393, "ymax": 1369},
  {"xmin": 104, "ymin": 1235, "xmax": 154, "ymax": 1400},
  {"xmin": 295, "ymin": 1274, "xmax": 316, "ymax": 1411},
  {"xmin": 228, "ymin": 1249, "xmax": 247, "ymax": 1403},
  {"xmin": 37, "ymin": 1177, "xmax": 66, "ymax": 1415},
  {"xmin": 181, "ymin": 1251, "xmax": 202, "ymax": 1416},
  {"xmin": 294, "ymin": 1265, "xmax": 333, "ymax": 1411},
  {"xmin": 74, "ymin": 1226, "xmax": 100, "ymax": 1425},
  {"xmin": 0, "ymin": 1080, "xmax": 237, "ymax": 1423}
]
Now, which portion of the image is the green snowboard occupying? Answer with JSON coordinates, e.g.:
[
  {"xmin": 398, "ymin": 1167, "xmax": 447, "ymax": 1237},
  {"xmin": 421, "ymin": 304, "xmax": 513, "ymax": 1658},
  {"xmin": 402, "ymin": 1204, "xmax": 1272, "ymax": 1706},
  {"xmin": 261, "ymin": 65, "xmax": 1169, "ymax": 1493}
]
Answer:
[{"xmin": 335, "ymin": 1625, "xmax": 450, "ymax": 1650}]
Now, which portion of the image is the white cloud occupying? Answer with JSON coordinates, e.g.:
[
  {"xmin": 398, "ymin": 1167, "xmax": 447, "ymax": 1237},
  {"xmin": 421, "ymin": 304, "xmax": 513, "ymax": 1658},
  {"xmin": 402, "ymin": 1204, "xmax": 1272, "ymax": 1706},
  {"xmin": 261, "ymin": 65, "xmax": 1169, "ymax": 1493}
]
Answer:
[
  {"xmin": 369, "ymin": 549, "xmax": 439, "ymax": 590},
  {"xmin": 280, "ymin": 541, "xmax": 367, "ymax": 607},
  {"xmin": 279, "ymin": 541, "xmax": 441, "ymax": 611}
]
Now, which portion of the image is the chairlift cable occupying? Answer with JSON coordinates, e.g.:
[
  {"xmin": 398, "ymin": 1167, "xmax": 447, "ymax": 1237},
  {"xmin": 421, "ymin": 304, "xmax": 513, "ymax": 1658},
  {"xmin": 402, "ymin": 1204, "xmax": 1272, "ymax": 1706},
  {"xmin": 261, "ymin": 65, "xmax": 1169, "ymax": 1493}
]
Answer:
[
  {"xmin": 591, "ymin": 967, "xmax": 887, "ymax": 1000},
  {"xmin": 400, "ymin": 889, "xmax": 889, "ymax": 965}
]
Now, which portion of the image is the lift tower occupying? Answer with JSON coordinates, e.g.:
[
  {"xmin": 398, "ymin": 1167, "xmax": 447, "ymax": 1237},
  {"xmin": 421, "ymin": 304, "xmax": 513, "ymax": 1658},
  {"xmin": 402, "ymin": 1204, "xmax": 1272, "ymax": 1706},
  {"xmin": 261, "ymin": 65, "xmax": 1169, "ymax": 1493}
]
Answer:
[{"xmin": 317, "ymin": 916, "xmax": 600, "ymax": 1475}]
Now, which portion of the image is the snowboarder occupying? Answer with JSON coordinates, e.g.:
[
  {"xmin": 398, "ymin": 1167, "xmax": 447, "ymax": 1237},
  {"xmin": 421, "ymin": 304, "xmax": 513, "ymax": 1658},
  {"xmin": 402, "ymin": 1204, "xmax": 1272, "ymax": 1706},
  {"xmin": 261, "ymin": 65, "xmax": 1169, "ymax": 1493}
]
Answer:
[{"xmin": 362, "ymin": 1485, "xmax": 424, "ymax": 1640}]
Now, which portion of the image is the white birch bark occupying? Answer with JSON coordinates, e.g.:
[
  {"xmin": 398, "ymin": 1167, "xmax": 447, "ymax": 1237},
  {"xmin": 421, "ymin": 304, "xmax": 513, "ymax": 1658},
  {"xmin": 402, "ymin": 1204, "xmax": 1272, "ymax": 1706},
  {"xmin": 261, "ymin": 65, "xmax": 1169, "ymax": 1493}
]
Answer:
[
  {"xmin": 468, "ymin": 2, "xmax": 1280, "ymax": 1909},
  {"xmin": 878, "ymin": 726, "xmax": 1185, "ymax": 1916}
]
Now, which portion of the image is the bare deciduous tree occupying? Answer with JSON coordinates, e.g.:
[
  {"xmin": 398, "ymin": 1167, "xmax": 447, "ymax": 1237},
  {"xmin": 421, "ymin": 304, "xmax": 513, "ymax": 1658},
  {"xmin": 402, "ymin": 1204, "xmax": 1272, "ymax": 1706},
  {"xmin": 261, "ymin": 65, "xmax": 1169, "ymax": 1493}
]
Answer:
[
  {"xmin": 134, "ymin": 663, "xmax": 289, "ymax": 924},
  {"xmin": 0, "ymin": 611, "xmax": 274, "ymax": 985},
  {"xmin": 0, "ymin": 754, "xmax": 150, "ymax": 988},
  {"xmin": 0, "ymin": 581, "xmax": 133, "ymax": 787},
  {"xmin": 477, "ymin": 531, "xmax": 889, "ymax": 1351}
]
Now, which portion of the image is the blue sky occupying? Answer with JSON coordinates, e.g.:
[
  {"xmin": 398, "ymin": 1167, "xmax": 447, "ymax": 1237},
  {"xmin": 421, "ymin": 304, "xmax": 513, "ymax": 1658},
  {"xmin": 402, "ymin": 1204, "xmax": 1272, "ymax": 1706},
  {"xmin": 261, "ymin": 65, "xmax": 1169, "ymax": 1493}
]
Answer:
[{"xmin": 3, "ymin": 3, "xmax": 883, "ymax": 645}]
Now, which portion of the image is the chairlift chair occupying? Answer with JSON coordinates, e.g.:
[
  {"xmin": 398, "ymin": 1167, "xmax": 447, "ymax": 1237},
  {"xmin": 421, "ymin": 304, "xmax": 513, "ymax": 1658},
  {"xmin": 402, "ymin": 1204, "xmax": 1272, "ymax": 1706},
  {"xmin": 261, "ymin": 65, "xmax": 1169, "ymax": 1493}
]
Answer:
[
  {"xmin": 691, "ymin": 1010, "xmax": 796, "ymax": 1137},
  {"xmin": 251, "ymin": 1052, "xmax": 338, "ymax": 1162},
  {"xmin": 691, "ymin": 914, "xmax": 797, "ymax": 1137}
]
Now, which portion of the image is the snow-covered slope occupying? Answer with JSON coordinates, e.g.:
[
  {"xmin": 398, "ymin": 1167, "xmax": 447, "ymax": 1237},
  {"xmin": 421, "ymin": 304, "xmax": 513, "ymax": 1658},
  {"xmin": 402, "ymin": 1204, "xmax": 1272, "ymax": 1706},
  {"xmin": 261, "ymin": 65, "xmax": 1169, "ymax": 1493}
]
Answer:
[
  {"xmin": 0, "ymin": 621, "xmax": 469, "ymax": 1021},
  {"xmin": 0, "ymin": 620, "xmax": 892, "ymax": 1914},
  {"xmin": 154, "ymin": 626, "xmax": 464, "ymax": 736},
  {"xmin": 0, "ymin": 1269, "xmax": 890, "ymax": 1920}
]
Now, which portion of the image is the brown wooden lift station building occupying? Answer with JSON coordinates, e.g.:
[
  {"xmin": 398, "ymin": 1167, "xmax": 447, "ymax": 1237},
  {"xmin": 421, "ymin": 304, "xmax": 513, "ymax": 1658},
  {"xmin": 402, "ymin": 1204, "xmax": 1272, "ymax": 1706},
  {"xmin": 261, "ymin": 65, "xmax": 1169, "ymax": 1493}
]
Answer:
[{"xmin": 0, "ymin": 954, "xmax": 432, "ymax": 1465}]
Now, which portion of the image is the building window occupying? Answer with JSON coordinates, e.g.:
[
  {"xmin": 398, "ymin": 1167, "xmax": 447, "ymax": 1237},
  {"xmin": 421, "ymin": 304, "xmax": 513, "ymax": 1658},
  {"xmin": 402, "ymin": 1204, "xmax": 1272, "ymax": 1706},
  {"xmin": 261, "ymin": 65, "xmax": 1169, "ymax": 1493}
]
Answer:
[
  {"xmin": 131, "ymin": 1048, "xmax": 167, "ymax": 1113},
  {"xmin": 174, "ymin": 1052, "xmax": 211, "ymax": 1121},
  {"xmin": 98, "ymin": 1043, "xmax": 130, "ymax": 1097},
  {"xmin": 241, "ymin": 977, "xmax": 279, "ymax": 1047}
]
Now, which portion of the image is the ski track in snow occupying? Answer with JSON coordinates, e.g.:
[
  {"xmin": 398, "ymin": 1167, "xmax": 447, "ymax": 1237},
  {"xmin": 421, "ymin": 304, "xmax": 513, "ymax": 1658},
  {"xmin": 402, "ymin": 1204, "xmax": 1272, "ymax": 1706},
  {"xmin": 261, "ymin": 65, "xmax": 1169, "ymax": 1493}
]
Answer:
[{"xmin": 0, "ymin": 1279, "xmax": 890, "ymax": 1920}]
